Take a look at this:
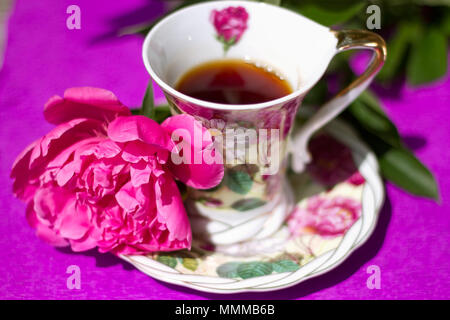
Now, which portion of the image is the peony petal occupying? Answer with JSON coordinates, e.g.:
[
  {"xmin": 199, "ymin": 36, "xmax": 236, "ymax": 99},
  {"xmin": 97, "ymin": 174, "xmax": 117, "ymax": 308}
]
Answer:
[
  {"xmin": 25, "ymin": 202, "xmax": 39, "ymax": 229},
  {"xmin": 56, "ymin": 199, "xmax": 92, "ymax": 240},
  {"xmin": 56, "ymin": 161, "xmax": 81, "ymax": 187},
  {"xmin": 35, "ymin": 224, "xmax": 69, "ymax": 247},
  {"xmin": 33, "ymin": 186, "xmax": 72, "ymax": 224},
  {"xmin": 167, "ymin": 161, "xmax": 224, "ymax": 190},
  {"xmin": 94, "ymin": 139, "xmax": 122, "ymax": 159},
  {"xmin": 43, "ymin": 137, "xmax": 103, "ymax": 187},
  {"xmin": 154, "ymin": 173, "xmax": 191, "ymax": 245},
  {"xmin": 25, "ymin": 200, "xmax": 69, "ymax": 247},
  {"xmin": 161, "ymin": 114, "xmax": 212, "ymax": 150},
  {"xmin": 47, "ymin": 137, "xmax": 103, "ymax": 169},
  {"xmin": 69, "ymin": 227, "xmax": 101, "ymax": 252},
  {"xmin": 161, "ymin": 114, "xmax": 224, "ymax": 189},
  {"xmin": 115, "ymin": 181, "xmax": 140, "ymax": 213},
  {"xmin": 121, "ymin": 140, "xmax": 168, "ymax": 164},
  {"xmin": 44, "ymin": 87, "xmax": 131, "ymax": 125},
  {"xmin": 108, "ymin": 115, "xmax": 172, "ymax": 149},
  {"xmin": 130, "ymin": 161, "xmax": 152, "ymax": 187},
  {"xmin": 10, "ymin": 140, "xmax": 39, "ymax": 201},
  {"xmin": 11, "ymin": 140, "xmax": 38, "ymax": 176},
  {"xmin": 29, "ymin": 118, "xmax": 106, "ymax": 170}
]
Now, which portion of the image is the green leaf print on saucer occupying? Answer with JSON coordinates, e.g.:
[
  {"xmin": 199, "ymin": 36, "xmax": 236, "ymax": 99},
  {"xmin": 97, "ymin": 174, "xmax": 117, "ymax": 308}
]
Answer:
[
  {"xmin": 157, "ymin": 255, "xmax": 177, "ymax": 268},
  {"xmin": 237, "ymin": 262, "xmax": 273, "ymax": 279},
  {"xmin": 216, "ymin": 260, "xmax": 301, "ymax": 279},
  {"xmin": 225, "ymin": 170, "xmax": 253, "ymax": 195},
  {"xmin": 271, "ymin": 260, "xmax": 300, "ymax": 273},
  {"xmin": 216, "ymin": 262, "xmax": 241, "ymax": 278},
  {"xmin": 182, "ymin": 257, "xmax": 199, "ymax": 271},
  {"xmin": 231, "ymin": 198, "xmax": 266, "ymax": 211}
]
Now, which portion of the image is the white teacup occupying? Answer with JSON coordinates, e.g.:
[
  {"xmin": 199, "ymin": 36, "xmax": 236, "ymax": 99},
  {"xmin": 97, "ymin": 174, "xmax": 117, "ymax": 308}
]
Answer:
[{"xmin": 142, "ymin": 0, "xmax": 386, "ymax": 248}]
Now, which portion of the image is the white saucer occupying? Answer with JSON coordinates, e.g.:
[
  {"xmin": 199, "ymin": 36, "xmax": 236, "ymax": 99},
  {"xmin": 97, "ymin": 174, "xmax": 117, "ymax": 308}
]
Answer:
[{"xmin": 120, "ymin": 120, "xmax": 384, "ymax": 294}]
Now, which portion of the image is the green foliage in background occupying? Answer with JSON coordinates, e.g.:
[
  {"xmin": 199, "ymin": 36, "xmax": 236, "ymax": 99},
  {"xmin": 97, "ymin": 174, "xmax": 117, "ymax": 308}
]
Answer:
[{"xmin": 131, "ymin": 0, "xmax": 449, "ymax": 200}]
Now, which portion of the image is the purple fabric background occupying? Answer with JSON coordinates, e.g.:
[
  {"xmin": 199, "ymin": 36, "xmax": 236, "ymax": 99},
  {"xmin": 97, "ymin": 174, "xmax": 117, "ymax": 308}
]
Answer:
[{"xmin": 0, "ymin": 0, "xmax": 449, "ymax": 300}]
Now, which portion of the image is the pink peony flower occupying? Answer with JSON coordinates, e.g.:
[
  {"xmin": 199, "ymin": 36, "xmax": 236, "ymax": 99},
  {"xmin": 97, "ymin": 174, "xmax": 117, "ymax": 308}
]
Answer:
[
  {"xmin": 11, "ymin": 87, "xmax": 224, "ymax": 255},
  {"xmin": 287, "ymin": 196, "xmax": 361, "ymax": 237},
  {"xmin": 210, "ymin": 6, "xmax": 249, "ymax": 43}
]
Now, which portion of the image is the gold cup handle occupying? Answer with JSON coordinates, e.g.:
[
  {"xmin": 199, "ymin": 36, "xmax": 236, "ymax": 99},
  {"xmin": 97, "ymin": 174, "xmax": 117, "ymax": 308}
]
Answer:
[{"xmin": 291, "ymin": 29, "xmax": 387, "ymax": 172}]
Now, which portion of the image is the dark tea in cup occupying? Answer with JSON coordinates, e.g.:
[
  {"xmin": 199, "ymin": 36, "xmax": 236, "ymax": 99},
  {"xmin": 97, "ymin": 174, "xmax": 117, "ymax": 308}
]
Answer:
[{"xmin": 175, "ymin": 59, "xmax": 292, "ymax": 105}]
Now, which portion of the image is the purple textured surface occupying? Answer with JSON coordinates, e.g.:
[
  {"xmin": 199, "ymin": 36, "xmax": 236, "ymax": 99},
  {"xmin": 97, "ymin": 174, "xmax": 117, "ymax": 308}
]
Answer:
[{"xmin": 0, "ymin": 0, "xmax": 449, "ymax": 300}]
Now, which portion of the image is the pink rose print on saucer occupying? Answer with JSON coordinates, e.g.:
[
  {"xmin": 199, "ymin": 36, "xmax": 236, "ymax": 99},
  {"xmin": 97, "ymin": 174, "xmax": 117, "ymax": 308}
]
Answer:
[
  {"xmin": 287, "ymin": 196, "xmax": 361, "ymax": 237},
  {"xmin": 307, "ymin": 134, "xmax": 365, "ymax": 187},
  {"xmin": 347, "ymin": 171, "xmax": 365, "ymax": 186},
  {"xmin": 210, "ymin": 6, "xmax": 249, "ymax": 53},
  {"xmin": 11, "ymin": 87, "xmax": 224, "ymax": 255}
]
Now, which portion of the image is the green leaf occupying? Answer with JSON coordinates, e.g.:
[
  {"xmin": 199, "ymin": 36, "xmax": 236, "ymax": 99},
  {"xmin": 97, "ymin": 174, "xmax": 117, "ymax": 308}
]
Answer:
[
  {"xmin": 157, "ymin": 255, "xmax": 178, "ymax": 268},
  {"xmin": 237, "ymin": 262, "xmax": 273, "ymax": 279},
  {"xmin": 216, "ymin": 262, "xmax": 241, "ymax": 278},
  {"xmin": 141, "ymin": 80, "xmax": 155, "ymax": 118},
  {"xmin": 182, "ymin": 258, "xmax": 199, "ymax": 271},
  {"xmin": 222, "ymin": 36, "xmax": 236, "ymax": 53},
  {"xmin": 378, "ymin": 147, "xmax": 439, "ymax": 200},
  {"xmin": 377, "ymin": 22, "xmax": 415, "ymax": 82},
  {"xmin": 442, "ymin": 9, "xmax": 450, "ymax": 35},
  {"xmin": 407, "ymin": 27, "xmax": 448, "ymax": 85},
  {"xmin": 131, "ymin": 108, "xmax": 141, "ymax": 115},
  {"xmin": 261, "ymin": 0, "xmax": 282, "ymax": 5},
  {"xmin": 234, "ymin": 164, "xmax": 260, "ymax": 177},
  {"xmin": 131, "ymin": 103, "xmax": 170, "ymax": 122},
  {"xmin": 348, "ymin": 91, "xmax": 402, "ymax": 148},
  {"xmin": 303, "ymin": 79, "xmax": 328, "ymax": 106},
  {"xmin": 272, "ymin": 260, "xmax": 300, "ymax": 273},
  {"xmin": 413, "ymin": 0, "xmax": 450, "ymax": 6},
  {"xmin": 153, "ymin": 105, "xmax": 172, "ymax": 124},
  {"xmin": 283, "ymin": 0, "xmax": 365, "ymax": 26},
  {"xmin": 225, "ymin": 170, "xmax": 253, "ymax": 194},
  {"xmin": 346, "ymin": 105, "xmax": 440, "ymax": 201},
  {"xmin": 231, "ymin": 198, "xmax": 267, "ymax": 211}
]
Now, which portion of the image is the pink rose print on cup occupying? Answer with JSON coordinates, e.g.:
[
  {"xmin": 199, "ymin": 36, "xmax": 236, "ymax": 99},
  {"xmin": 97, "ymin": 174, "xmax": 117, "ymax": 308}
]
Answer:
[
  {"xmin": 11, "ymin": 87, "xmax": 224, "ymax": 255},
  {"xmin": 210, "ymin": 6, "xmax": 249, "ymax": 53},
  {"xmin": 287, "ymin": 196, "xmax": 361, "ymax": 237}
]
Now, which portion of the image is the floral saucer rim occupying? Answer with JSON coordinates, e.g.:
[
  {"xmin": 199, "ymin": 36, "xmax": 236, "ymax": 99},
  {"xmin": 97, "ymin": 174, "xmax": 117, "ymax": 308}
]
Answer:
[{"xmin": 121, "ymin": 120, "xmax": 384, "ymax": 293}]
